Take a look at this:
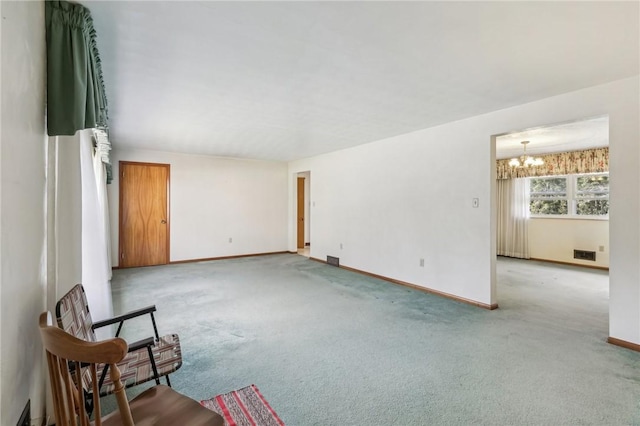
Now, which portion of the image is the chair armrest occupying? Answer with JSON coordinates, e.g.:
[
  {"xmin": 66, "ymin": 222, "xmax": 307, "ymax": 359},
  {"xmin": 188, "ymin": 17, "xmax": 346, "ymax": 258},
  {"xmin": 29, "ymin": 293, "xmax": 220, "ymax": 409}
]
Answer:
[
  {"xmin": 127, "ymin": 336, "xmax": 156, "ymax": 353},
  {"xmin": 92, "ymin": 305, "xmax": 157, "ymax": 329},
  {"xmin": 44, "ymin": 327, "xmax": 128, "ymax": 364},
  {"xmin": 95, "ymin": 335, "xmax": 161, "ymax": 393}
]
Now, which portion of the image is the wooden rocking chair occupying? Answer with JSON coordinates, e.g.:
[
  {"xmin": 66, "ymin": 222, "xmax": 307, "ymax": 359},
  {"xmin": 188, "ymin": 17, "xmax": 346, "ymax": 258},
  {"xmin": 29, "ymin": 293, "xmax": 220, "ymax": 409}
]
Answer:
[{"xmin": 39, "ymin": 312, "xmax": 224, "ymax": 425}]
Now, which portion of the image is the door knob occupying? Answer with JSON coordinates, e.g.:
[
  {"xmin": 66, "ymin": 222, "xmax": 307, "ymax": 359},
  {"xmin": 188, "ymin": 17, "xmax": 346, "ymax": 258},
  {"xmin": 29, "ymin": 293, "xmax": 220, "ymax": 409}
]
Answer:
[{"xmin": 161, "ymin": 220, "xmax": 167, "ymax": 224}]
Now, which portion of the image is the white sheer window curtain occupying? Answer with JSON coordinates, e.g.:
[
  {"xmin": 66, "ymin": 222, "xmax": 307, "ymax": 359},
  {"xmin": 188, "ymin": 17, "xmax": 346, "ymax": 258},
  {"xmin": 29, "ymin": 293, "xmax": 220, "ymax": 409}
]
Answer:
[
  {"xmin": 93, "ymin": 130, "xmax": 112, "ymax": 279},
  {"xmin": 80, "ymin": 130, "xmax": 113, "ymax": 322},
  {"xmin": 497, "ymin": 178, "xmax": 530, "ymax": 259}
]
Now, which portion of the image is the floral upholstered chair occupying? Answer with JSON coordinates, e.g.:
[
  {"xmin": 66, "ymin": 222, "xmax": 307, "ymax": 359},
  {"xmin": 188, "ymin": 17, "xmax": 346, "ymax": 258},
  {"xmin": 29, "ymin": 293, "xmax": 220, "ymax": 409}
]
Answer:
[{"xmin": 56, "ymin": 284, "xmax": 182, "ymax": 413}]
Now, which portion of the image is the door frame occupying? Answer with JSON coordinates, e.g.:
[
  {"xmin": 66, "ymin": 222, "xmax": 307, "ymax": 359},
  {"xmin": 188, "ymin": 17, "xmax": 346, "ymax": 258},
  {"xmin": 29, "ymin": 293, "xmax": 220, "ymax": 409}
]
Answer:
[
  {"xmin": 297, "ymin": 177, "xmax": 305, "ymax": 248},
  {"xmin": 118, "ymin": 161, "xmax": 171, "ymax": 267}
]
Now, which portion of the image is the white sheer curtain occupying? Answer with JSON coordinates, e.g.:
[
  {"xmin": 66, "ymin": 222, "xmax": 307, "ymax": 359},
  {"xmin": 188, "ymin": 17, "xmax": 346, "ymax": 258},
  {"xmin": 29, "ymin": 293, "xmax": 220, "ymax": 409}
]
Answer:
[
  {"xmin": 93, "ymin": 131, "xmax": 112, "ymax": 279},
  {"xmin": 79, "ymin": 130, "xmax": 113, "ymax": 323},
  {"xmin": 497, "ymin": 178, "xmax": 530, "ymax": 259}
]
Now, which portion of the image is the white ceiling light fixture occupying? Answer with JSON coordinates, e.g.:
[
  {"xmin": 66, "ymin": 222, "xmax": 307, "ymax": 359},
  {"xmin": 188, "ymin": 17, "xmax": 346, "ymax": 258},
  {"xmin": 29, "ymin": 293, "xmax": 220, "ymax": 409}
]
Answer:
[{"xmin": 508, "ymin": 141, "xmax": 544, "ymax": 168}]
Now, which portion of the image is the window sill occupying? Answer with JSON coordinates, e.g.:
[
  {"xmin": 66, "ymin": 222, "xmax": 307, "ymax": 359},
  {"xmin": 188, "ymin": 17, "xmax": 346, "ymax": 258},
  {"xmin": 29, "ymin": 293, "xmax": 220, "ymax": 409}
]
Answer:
[{"xmin": 529, "ymin": 215, "xmax": 609, "ymax": 221}]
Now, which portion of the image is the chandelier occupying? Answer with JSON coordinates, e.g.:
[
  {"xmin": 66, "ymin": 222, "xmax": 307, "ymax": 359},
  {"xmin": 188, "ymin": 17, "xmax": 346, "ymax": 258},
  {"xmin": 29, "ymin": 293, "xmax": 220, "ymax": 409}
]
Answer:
[{"xmin": 508, "ymin": 141, "xmax": 544, "ymax": 168}]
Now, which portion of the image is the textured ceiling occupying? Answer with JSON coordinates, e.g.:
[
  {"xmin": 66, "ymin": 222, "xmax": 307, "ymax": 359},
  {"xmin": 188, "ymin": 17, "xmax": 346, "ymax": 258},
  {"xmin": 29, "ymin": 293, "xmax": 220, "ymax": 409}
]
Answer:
[
  {"xmin": 87, "ymin": 1, "xmax": 639, "ymax": 162},
  {"xmin": 495, "ymin": 116, "xmax": 609, "ymax": 160}
]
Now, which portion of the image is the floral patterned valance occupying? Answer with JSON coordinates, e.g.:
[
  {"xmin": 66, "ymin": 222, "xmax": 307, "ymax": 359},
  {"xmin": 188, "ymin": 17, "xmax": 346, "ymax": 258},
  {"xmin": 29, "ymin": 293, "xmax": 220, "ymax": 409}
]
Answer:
[{"xmin": 497, "ymin": 147, "xmax": 608, "ymax": 180}]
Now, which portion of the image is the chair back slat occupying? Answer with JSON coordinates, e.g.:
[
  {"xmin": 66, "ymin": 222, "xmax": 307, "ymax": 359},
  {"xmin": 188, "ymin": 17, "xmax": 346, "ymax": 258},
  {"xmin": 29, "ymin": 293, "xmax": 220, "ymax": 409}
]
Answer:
[
  {"xmin": 39, "ymin": 312, "xmax": 132, "ymax": 426},
  {"xmin": 46, "ymin": 351, "xmax": 69, "ymax": 425},
  {"xmin": 74, "ymin": 361, "xmax": 90, "ymax": 426},
  {"xmin": 91, "ymin": 364, "xmax": 102, "ymax": 426},
  {"xmin": 60, "ymin": 357, "xmax": 77, "ymax": 425}
]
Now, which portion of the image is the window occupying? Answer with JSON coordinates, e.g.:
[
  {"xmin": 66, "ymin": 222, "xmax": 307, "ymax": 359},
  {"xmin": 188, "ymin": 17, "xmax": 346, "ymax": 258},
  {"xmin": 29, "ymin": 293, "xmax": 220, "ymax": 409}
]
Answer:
[
  {"xmin": 530, "ymin": 177, "xmax": 568, "ymax": 215},
  {"xmin": 529, "ymin": 173, "xmax": 609, "ymax": 218},
  {"xmin": 575, "ymin": 175, "xmax": 609, "ymax": 216}
]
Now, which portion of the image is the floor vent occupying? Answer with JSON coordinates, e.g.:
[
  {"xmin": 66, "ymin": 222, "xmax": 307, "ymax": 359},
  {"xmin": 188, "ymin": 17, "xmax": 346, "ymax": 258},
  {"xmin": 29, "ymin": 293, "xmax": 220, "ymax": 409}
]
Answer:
[
  {"xmin": 574, "ymin": 250, "xmax": 596, "ymax": 261},
  {"xmin": 327, "ymin": 256, "xmax": 340, "ymax": 267}
]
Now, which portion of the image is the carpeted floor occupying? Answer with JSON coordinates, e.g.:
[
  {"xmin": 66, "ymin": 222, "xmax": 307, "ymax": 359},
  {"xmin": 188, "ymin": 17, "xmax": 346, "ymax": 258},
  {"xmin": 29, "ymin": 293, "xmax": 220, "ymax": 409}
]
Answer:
[{"xmin": 109, "ymin": 254, "xmax": 640, "ymax": 425}]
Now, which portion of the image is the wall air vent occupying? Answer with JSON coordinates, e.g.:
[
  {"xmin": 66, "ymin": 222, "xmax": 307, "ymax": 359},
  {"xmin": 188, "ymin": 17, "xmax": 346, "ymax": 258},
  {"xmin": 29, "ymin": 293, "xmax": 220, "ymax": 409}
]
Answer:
[
  {"xmin": 574, "ymin": 250, "xmax": 596, "ymax": 261},
  {"xmin": 327, "ymin": 256, "xmax": 340, "ymax": 267}
]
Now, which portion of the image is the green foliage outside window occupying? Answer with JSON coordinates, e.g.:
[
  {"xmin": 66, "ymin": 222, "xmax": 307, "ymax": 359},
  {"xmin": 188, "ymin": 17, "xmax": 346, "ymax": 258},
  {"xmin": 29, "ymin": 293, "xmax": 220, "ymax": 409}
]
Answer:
[
  {"xmin": 529, "ymin": 174, "xmax": 609, "ymax": 216},
  {"xmin": 530, "ymin": 177, "xmax": 568, "ymax": 215},
  {"xmin": 530, "ymin": 177, "xmax": 567, "ymax": 195},
  {"xmin": 576, "ymin": 175, "xmax": 609, "ymax": 215},
  {"xmin": 576, "ymin": 175, "xmax": 609, "ymax": 194},
  {"xmin": 530, "ymin": 199, "xmax": 568, "ymax": 215},
  {"xmin": 576, "ymin": 200, "xmax": 609, "ymax": 215}
]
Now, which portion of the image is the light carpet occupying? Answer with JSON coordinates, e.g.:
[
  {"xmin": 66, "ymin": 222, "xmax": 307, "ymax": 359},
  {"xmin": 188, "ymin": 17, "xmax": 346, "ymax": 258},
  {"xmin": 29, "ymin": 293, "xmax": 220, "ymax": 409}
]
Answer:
[{"xmin": 109, "ymin": 254, "xmax": 640, "ymax": 425}]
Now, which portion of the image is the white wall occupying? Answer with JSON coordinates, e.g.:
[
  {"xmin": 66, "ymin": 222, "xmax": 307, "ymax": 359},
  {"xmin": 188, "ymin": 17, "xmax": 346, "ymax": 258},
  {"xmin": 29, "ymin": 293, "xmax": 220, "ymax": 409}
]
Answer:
[
  {"xmin": 56, "ymin": 136, "xmax": 83, "ymax": 296},
  {"xmin": 529, "ymin": 218, "xmax": 609, "ymax": 268},
  {"xmin": 288, "ymin": 76, "xmax": 640, "ymax": 343},
  {"xmin": 289, "ymin": 122, "xmax": 494, "ymax": 306},
  {"xmin": 108, "ymin": 149, "xmax": 288, "ymax": 265},
  {"xmin": 0, "ymin": 1, "xmax": 47, "ymax": 424}
]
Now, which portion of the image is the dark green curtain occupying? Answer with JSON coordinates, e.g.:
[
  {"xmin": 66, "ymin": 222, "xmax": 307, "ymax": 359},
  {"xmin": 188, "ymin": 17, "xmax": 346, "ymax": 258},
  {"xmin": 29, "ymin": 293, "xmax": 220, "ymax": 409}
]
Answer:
[{"xmin": 45, "ymin": 0, "xmax": 108, "ymax": 136}]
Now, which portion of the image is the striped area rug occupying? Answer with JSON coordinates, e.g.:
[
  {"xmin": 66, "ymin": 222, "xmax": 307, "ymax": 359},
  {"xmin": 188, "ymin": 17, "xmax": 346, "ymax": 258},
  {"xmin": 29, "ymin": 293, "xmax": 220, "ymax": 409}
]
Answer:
[{"xmin": 201, "ymin": 384, "xmax": 285, "ymax": 426}]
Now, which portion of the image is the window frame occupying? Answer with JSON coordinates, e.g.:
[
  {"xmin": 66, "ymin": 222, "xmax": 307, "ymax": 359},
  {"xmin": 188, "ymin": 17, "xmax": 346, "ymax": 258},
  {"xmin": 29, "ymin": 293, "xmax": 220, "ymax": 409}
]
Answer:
[{"xmin": 528, "ymin": 173, "xmax": 609, "ymax": 220}]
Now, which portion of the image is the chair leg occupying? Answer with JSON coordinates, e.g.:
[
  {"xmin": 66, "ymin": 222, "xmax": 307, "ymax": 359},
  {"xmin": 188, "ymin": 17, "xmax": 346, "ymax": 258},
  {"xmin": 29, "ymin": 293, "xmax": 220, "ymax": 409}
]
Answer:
[
  {"xmin": 166, "ymin": 375, "xmax": 172, "ymax": 387},
  {"xmin": 146, "ymin": 346, "xmax": 161, "ymax": 385}
]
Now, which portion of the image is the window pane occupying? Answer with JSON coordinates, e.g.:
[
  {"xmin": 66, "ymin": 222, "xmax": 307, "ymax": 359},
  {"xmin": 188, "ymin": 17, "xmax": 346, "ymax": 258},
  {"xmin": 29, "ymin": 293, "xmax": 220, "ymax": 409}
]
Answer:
[
  {"xmin": 575, "ymin": 191, "xmax": 609, "ymax": 199},
  {"xmin": 577, "ymin": 175, "xmax": 609, "ymax": 192},
  {"xmin": 530, "ymin": 193, "xmax": 568, "ymax": 199},
  {"xmin": 576, "ymin": 200, "xmax": 609, "ymax": 216},
  {"xmin": 530, "ymin": 200, "xmax": 568, "ymax": 215},
  {"xmin": 530, "ymin": 177, "xmax": 567, "ymax": 194}
]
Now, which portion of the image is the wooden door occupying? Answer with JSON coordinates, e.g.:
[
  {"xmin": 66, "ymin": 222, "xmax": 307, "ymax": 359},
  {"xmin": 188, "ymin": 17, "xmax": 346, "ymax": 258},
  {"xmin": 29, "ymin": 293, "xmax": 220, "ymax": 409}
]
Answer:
[
  {"xmin": 297, "ymin": 177, "xmax": 305, "ymax": 249},
  {"xmin": 119, "ymin": 162, "xmax": 170, "ymax": 267}
]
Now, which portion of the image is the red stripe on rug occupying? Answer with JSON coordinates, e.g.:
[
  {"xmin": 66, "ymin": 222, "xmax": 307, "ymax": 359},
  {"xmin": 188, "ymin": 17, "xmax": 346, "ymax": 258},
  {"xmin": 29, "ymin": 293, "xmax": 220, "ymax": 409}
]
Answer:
[
  {"xmin": 215, "ymin": 394, "xmax": 236, "ymax": 426},
  {"xmin": 250, "ymin": 385, "xmax": 285, "ymax": 426},
  {"xmin": 232, "ymin": 389, "xmax": 257, "ymax": 426}
]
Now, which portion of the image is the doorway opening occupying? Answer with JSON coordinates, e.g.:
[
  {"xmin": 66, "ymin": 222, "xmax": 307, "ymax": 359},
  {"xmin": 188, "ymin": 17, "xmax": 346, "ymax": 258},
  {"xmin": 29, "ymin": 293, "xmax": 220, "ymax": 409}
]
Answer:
[
  {"xmin": 297, "ymin": 171, "xmax": 311, "ymax": 257},
  {"xmin": 491, "ymin": 116, "xmax": 610, "ymax": 331}
]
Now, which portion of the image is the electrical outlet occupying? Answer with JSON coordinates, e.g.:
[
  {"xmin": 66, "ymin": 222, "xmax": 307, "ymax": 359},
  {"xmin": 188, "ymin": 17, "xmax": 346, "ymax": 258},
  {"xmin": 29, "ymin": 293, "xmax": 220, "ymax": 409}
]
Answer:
[
  {"xmin": 599, "ymin": 245, "xmax": 605, "ymax": 252},
  {"xmin": 228, "ymin": 237, "xmax": 232, "ymax": 243},
  {"xmin": 340, "ymin": 243, "xmax": 343, "ymax": 249},
  {"xmin": 472, "ymin": 198, "xmax": 479, "ymax": 208},
  {"xmin": 419, "ymin": 258, "xmax": 424, "ymax": 267}
]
